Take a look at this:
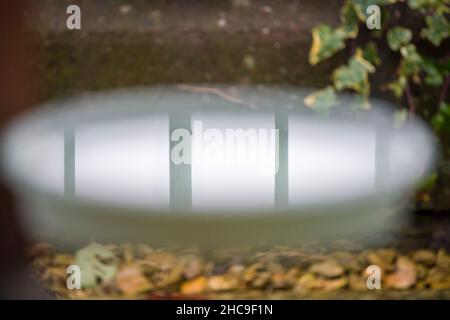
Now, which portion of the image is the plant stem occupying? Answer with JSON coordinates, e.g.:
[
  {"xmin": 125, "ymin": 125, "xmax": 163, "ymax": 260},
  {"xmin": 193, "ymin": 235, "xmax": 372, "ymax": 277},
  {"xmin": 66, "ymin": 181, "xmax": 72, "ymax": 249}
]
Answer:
[
  {"xmin": 405, "ymin": 82, "xmax": 416, "ymax": 116},
  {"xmin": 350, "ymin": 39, "xmax": 356, "ymax": 56},
  {"xmin": 439, "ymin": 75, "xmax": 449, "ymax": 107}
]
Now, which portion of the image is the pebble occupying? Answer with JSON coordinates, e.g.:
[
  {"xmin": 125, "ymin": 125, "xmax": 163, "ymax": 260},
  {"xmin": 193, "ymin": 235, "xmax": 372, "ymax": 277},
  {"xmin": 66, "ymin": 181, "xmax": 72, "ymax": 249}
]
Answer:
[
  {"xmin": 426, "ymin": 268, "xmax": 450, "ymax": 289},
  {"xmin": 436, "ymin": 250, "xmax": 450, "ymax": 269},
  {"xmin": 331, "ymin": 251, "xmax": 360, "ymax": 272},
  {"xmin": 309, "ymin": 260, "xmax": 345, "ymax": 278},
  {"xmin": 348, "ymin": 273, "xmax": 367, "ymax": 291},
  {"xmin": 208, "ymin": 275, "xmax": 239, "ymax": 292},
  {"xmin": 180, "ymin": 255, "xmax": 204, "ymax": 280},
  {"xmin": 116, "ymin": 264, "xmax": 153, "ymax": 295},
  {"xmin": 270, "ymin": 268, "xmax": 299, "ymax": 289},
  {"xmin": 412, "ymin": 250, "xmax": 436, "ymax": 267},
  {"xmin": 296, "ymin": 273, "xmax": 347, "ymax": 291},
  {"xmin": 52, "ymin": 254, "xmax": 74, "ymax": 266},
  {"xmin": 180, "ymin": 276, "xmax": 207, "ymax": 295}
]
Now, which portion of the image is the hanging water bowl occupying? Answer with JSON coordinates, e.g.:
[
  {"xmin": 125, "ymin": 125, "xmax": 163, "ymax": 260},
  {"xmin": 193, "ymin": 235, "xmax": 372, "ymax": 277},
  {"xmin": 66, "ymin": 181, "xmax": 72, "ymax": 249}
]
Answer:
[{"xmin": 0, "ymin": 86, "xmax": 437, "ymax": 247}]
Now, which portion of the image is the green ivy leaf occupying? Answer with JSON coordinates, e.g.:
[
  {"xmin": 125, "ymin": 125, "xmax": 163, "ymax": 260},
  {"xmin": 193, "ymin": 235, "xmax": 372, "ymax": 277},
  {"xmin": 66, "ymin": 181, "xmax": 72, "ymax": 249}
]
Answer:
[
  {"xmin": 407, "ymin": 0, "xmax": 431, "ymax": 11},
  {"xmin": 387, "ymin": 76, "xmax": 407, "ymax": 97},
  {"xmin": 400, "ymin": 44, "xmax": 422, "ymax": 63},
  {"xmin": 387, "ymin": 27, "xmax": 413, "ymax": 51},
  {"xmin": 353, "ymin": 0, "xmax": 375, "ymax": 20},
  {"xmin": 417, "ymin": 172, "xmax": 438, "ymax": 192},
  {"xmin": 408, "ymin": 0, "xmax": 450, "ymax": 14},
  {"xmin": 358, "ymin": 42, "xmax": 381, "ymax": 66},
  {"xmin": 353, "ymin": 0, "xmax": 398, "ymax": 20},
  {"xmin": 304, "ymin": 86, "xmax": 339, "ymax": 114},
  {"xmin": 432, "ymin": 102, "xmax": 450, "ymax": 132},
  {"xmin": 332, "ymin": 54, "xmax": 375, "ymax": 95},
  {"xmin": 399, "ymin": 44, "xmax": 423, "ymax": 77},
  {"xmin": 421, "ymin": 14, "xmax": 449, "ymax": 46},
  {"xmin": 422, "ymin": 58, "xmax": 443, "ymax": 86},
  {"xmin": 309, "ymin": 24, "xmax": 347, "ymax": 65},
  {"xmin": 340, "ymin": 0, "xmax": 359, "ymax": 38},
  {"xmin": 441, "ymin": 57, "xmax": 450, "ymax": 75}
]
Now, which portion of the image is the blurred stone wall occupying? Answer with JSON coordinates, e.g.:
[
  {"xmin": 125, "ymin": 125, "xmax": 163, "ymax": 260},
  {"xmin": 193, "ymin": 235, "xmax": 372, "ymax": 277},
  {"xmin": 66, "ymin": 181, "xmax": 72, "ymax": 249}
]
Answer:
[{"xmin": 27, "ymin": 0, "xmax": 344, "ymax": 99}]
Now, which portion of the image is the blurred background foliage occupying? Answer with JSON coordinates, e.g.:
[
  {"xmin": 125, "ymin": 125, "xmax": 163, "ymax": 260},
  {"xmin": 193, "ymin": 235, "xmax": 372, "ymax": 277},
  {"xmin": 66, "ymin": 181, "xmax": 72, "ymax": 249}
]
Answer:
[{"xmin": 305, "ymin": 0, "xmax": 449, "ymax": 208}]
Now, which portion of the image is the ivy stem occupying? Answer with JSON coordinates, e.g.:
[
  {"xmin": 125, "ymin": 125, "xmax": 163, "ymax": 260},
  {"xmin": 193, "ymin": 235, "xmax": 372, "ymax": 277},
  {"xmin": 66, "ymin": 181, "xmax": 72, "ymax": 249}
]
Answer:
[
  {"xmin": 439, "ymin": 75, "xmax": 449, "ymax": 107},
  {"xmin": 405, "ymin": 82, "xmax": 416, "ymax": 117},
  {"xmin": 350, "ymin": 40, "xmax": 356, "ymax": 56}
]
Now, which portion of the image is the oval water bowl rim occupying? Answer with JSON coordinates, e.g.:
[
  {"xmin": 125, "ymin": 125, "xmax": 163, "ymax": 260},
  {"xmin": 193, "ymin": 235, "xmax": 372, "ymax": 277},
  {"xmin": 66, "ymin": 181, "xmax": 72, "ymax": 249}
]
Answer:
[{"xmin": 0, "ymin": 85, "xmax": 438, "ymax": 219}]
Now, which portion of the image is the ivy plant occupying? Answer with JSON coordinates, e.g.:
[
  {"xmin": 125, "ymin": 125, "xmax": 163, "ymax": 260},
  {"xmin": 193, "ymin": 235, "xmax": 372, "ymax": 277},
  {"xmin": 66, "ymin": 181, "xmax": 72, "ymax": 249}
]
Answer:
[{"xmin": 305, "ymin": 0, "xmax": 449, "ymax": 133}]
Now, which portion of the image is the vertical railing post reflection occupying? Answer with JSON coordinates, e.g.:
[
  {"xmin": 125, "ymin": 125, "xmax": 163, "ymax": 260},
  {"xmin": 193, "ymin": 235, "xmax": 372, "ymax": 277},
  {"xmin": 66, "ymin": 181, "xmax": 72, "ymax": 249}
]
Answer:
[
  {"xmin": 170, "ymin": 112, "xmax": 192, "ymax": 210},
  {"xmin": 64, "ymin": 127, "xmax": 75, "ymax": 196},
  {"xmin": 275, "ymin": 112, "xmax": 288, "ymax": 208}
]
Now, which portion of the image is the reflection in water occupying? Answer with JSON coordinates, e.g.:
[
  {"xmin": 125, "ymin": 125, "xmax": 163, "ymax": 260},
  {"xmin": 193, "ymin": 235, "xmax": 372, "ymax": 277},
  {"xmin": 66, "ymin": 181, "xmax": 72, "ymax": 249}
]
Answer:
[
  {"xmin": 58, "ymin": 111, "xmax": 380, "ymax": 211},
  {"xmin": 190, "ymin": 112, "xmax": 277, "ymax": 210},
  {"xmin": 289, "ymin": 116, "xmax": 376, "ymax": 205},
  {"xmin": 72, "ymin": 116, "xmax": 170, "ymax": 208}
]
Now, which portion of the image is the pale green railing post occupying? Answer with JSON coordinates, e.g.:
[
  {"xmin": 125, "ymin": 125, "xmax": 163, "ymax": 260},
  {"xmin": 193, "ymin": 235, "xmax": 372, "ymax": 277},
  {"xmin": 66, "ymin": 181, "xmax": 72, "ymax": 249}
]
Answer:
[
  {"xmin": 169, "ymin": 113, "xmax": 192, "ymax": 210},
  {"xmin": 64, "ymin": 127, "xmax": 75, "ymax": 196},
  {"xmin": 275, "ymin": 112, "xmax": 289, "ymax": 208}
]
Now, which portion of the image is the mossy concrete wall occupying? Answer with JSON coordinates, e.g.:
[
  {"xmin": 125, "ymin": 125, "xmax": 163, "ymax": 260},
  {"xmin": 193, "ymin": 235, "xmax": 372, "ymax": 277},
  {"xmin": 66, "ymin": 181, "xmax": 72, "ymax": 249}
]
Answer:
[{"xmin": 29, "ymin": 0, "xmax": 344, "ymax": 99}]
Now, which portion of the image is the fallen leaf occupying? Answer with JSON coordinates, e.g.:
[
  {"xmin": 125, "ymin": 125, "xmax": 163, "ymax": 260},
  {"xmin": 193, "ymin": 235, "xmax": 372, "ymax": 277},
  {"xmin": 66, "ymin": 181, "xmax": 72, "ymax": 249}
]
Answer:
[
  {"xmin": 385, "ymin": 256, "xmax": 417, "ymax": 290},
  {"xmin": 75, "ymin": 243, "xmax": 118, "ymax": 289},
  {"xmin": 116, "ymin": 264, "xmax": 153, "ymax": 295}
]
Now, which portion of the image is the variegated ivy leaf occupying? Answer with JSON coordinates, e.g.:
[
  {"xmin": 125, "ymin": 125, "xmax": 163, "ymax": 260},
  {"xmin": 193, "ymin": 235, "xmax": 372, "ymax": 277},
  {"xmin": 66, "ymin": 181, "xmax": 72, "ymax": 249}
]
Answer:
[
  {"xmin": 422, "ymin": 58, "xmax": 443, "ymax": 86},
  {"xmin": 303, "ymin": 87, "xmax": 339, "ymax": 114},
  {"xmin": 332, "ymin": 55, "xmax": 375, "ymax": 95},
  {"xmin": 387, "ymin": 27, "xmax": 413, "ymax": 51},
  {"xmin": 340, "ymin": 0, "xmax": 359, "ymax": 38},
  {"xmin": 309, "ymin": 24, "xmax": 347, "ymax": 65},
  {"xmin": 407, "ymin": 0, "xmax": 450, "ymax": 14},
  {"xmin": 75, "ymin": 243, "xmax": 118, "ymax": 288},
  {"xmin": 399, "ymin": 44, "xmax": 423, "ymax": 77},
  {"xmin": 400, "ymin": 44, "xmax": 422, "ymax": 63},
  {"xmin": 421, "ymin": 14, "xmax": 449, "ymax": 46},
  {"xmin": 358, "ymin": 42, "xmax": 381, "ymax": 66},
  {"xmin": 353, "ymin": 0, "xmax": 398, "ymax": 21},
  {"xmin": 387, "ymin": 76, "xmax": 407, "ymax": 97}
]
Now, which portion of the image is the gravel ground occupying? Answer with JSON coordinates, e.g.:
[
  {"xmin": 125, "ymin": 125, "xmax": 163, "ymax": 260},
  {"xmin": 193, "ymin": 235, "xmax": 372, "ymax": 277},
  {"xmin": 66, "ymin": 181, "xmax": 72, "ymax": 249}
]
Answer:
[{"xmin": 26, "ymin": 238, "xmax": 450, "ymax": 299}]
